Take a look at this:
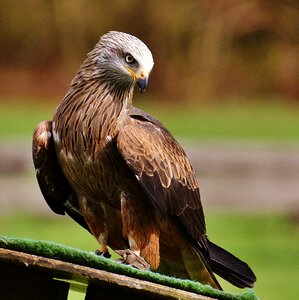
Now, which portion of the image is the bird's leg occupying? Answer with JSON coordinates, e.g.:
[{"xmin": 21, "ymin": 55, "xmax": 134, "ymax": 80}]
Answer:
[
  {"xmin": 115, "ymin": 249, "xmax": 150, "ymax": 270},
  {"xmin": 78, "ymin": 197, "xmax": 112, "ymax": 259},
  {"xmin": 118, "ymin": 191, "xmax": 158, "ymax": 270},
  {"xmin": 95, "ymin": 244, "xmax": 111, "ymax": 258}
]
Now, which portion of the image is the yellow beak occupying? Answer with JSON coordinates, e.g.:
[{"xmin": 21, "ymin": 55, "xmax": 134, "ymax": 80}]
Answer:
[{"xmin": 125, "ymin": 67, "xmax": 149, "ymax": 92}]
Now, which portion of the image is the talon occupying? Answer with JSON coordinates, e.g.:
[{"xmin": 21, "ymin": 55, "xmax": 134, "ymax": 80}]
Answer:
[
  {"xmin": 95, "ymin": 249, "xmax": 111, "ymax": 258},
  {"xmin": 115, "ymin": 249, "xmax": 150, "ymax": 270}
]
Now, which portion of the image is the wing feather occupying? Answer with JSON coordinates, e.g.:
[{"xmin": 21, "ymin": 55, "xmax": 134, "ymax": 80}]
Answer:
[{"xmin": 117, "ymin": 111, "xmax": 206, "ymax": 242}]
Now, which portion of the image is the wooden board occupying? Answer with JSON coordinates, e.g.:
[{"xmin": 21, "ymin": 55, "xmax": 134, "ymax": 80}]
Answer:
[{"xmin": 0, "ymin": 248, "xmax": 216, "ymax": 300}]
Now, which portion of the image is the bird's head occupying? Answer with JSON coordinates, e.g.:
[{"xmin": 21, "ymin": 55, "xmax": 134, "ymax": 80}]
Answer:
[{"xmin": 84, "ymin": 31, "xmax": 154, "ymax": 93}]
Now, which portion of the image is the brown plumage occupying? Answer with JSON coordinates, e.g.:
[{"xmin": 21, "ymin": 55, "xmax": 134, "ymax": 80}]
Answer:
[{"xmin": 32, "ymin": 31, "xmax": 256, "ymax": 289}]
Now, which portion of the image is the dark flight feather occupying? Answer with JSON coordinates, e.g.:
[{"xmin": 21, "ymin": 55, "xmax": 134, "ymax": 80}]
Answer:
[{"xmin": 207, "ymin": 240, "xmax": 257, "ymax": 288}]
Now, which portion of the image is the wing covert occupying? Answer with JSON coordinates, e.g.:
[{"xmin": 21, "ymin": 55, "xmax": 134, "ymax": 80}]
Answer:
[{"xmin": 117, "ymin": 113, "xmax": 206, "ymax": 241}]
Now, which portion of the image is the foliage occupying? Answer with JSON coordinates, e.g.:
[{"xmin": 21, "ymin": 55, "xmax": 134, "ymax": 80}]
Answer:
[{"xmin": 0, "ymin": 1, "xmax": 298, "ymax": 100}]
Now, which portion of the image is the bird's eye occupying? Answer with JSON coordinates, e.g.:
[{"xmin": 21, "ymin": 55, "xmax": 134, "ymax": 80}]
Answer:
[{"xmin": 125, "ymin": 54, "xmax": 135, "ymax": 64}]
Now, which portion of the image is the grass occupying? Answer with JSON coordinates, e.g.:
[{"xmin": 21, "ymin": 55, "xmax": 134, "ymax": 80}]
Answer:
[
  {"xmin": 0, "ymin": 96, "xmax": 299, "ymax": 141},
  {"xmin": 139, "ymin": 99, "xmax": 299, "ymax": 141},
  {"xmin": 0, "ymin": 98, "xmax": 56, "ymax": 137},
  {"xmin": 207, "ymin": 213, "xmax": 299, "ymax": 299},
  {"xmin": 1, "ymin": 212, "xmax": 299, "ymax": 300}
]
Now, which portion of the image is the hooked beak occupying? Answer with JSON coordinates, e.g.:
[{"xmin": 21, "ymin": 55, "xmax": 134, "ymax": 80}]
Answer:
[
  {"xmin": 136, "ymin": 75, "xmax": 148, "ymax": 92},
  {"xmin": 125, "ymin": 67, "xmax": 149, "ymax": 92}
]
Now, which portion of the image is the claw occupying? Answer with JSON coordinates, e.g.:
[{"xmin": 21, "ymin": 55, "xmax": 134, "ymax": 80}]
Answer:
[
  {"xmin": 95, "ymin": 249, "xmax": 111, "ymax": 259},
  {"xmin": 115, "ymin": 249, "xmax": 150, "ymax": 270}
]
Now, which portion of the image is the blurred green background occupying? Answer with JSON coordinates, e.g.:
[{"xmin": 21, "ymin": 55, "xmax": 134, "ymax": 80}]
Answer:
[{"xmin": 1, "ymin": 1, "xmax": 299, "ymax": 299}]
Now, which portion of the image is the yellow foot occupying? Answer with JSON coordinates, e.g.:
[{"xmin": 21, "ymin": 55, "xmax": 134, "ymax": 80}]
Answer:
[{"xmin": 115, "ymin": 249, "xmax": 150, "ymax": 270}]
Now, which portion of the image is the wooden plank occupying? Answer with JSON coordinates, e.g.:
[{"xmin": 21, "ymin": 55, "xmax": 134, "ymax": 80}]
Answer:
[
  {"xmin": 0, "ymin": 263, "xmax": 69, "ymax": 300},
  {"xmin": 0, "ymin": 248, "xmax": 216, "ymax": 300}
]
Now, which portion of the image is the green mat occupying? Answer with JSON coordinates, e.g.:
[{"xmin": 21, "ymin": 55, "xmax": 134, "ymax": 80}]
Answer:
[{"xmin": 0, "ymin": 236, "xmax": 258, "ymax": 300}]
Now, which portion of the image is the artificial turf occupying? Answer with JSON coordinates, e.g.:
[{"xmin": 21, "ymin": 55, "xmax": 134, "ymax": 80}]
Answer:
[{"xmin": 0, "ymin": 236, "xmax": 258, "ymax": 300}]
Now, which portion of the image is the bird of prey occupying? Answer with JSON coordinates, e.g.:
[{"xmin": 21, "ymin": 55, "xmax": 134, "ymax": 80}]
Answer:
[{"xmin": 33, "ymin": 31, "xmax": 256, "ymax": 289}]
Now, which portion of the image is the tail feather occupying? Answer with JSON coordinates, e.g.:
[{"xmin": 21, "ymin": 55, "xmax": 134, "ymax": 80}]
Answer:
[{"xmin": 207, "ymin": 239, "xmax": 256, "ymax": 288}]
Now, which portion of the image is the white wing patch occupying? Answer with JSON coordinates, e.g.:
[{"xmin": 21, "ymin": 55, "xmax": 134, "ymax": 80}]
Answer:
[
  {"xmin": 106, "ymin": 135, "xmax": 112, "ymax": 142},
  {"xmin": 52, "ymin": 122, "xmax": 60, "ymax": 144},
  {"xmin": 38, "ymin": 130, "xmax": 51, "ymax": 141}
]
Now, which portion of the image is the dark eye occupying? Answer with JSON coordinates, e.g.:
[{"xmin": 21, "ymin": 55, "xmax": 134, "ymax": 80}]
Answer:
[{"xmin": 125, "ymin": 54, "xmax": 135, "ymax": 64}]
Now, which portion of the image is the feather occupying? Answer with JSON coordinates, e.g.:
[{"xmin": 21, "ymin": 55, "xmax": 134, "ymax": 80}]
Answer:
[{"xmin": 207, "ymin": 240, "xmax": 256, "ymax": 288}]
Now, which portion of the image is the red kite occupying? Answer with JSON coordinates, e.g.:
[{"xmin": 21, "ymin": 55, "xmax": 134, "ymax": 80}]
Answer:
[{"xmin": 33, "ymin": 31, "xmax": 256, "ymax": 289}]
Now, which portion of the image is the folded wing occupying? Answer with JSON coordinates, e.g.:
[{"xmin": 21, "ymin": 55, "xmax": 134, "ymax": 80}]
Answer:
[
  {"xmin": 117, "ymin": 108, "xmax": 206, "ymax": 245},
  {"xmin": 32, "ymin": 120, "xmax": 89, "ymax": 231}
]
